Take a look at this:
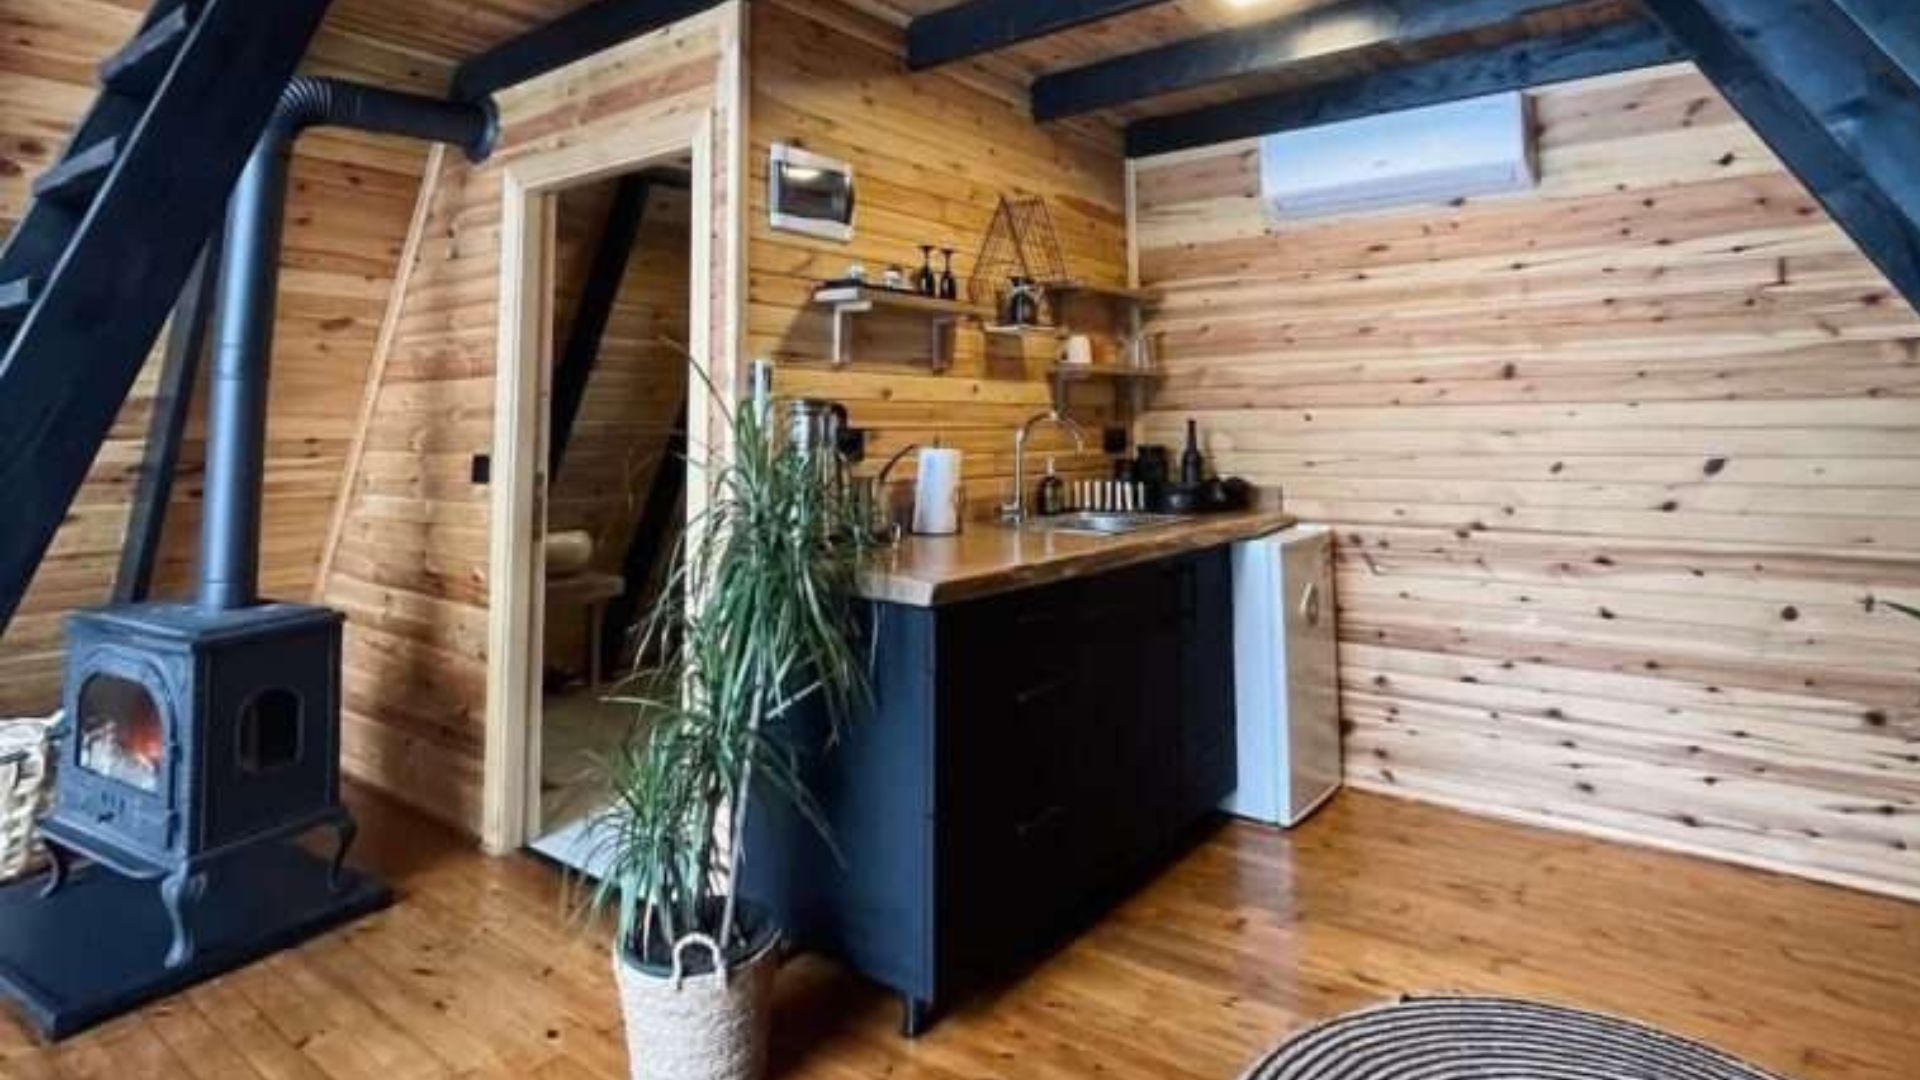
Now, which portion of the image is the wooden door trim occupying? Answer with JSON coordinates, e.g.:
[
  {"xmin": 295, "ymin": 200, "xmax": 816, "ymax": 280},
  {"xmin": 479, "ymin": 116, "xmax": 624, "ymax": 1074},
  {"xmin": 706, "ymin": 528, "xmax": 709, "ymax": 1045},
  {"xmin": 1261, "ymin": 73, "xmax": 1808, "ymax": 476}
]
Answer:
[{"xmin": 484, "ymin": 110, "xmax": 716, "ymax": 854}]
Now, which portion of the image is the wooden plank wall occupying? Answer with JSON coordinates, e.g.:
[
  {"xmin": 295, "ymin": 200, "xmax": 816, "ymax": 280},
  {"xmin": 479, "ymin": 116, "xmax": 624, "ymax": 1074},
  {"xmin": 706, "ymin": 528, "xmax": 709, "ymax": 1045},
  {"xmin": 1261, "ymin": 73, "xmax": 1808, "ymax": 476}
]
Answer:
[
  {"xmin": 543, "ymin": 180, "xmax": 692, "ymax": 669},
  {"xmin": 749, "ymin": 0, "xmax": 1130, "ymax": 514},
  {"xmin": 1133, "ymin": 64, "xmax": 1920, "ymax": 899},
  {"xmin": 548, "ymin": 183, "xmax": 692, "ymax": 571},
  {"xmin": 318, "ymin": 8, "xmax": 741, "ymax": 832},
  {"xmin": 0, "ymin": 0, "xmax": 449, "ymax": 715}
]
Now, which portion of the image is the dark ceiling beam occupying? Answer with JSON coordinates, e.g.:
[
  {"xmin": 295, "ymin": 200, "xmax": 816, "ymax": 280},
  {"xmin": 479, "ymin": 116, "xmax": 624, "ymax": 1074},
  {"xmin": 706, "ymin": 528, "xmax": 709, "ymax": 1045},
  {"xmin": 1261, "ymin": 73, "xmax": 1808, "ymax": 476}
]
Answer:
[
  {"xmin": 452, "ymin": 0, "xmax": 721, "ymax": 101},
  {"xmin": 1642, "ymin": 0, "xmax": 1920, "ymax": 312},
  {"xmin": 1035, "ymin": 0, "xmax": 1584, "ymax": 122},
  {"xmin": 906, "ymin": 0, "xmax": 1165, "ymax": 71},
  {"xmin": 1125, "ymin": 17, "xmax": 1684, "ymax": 157}
]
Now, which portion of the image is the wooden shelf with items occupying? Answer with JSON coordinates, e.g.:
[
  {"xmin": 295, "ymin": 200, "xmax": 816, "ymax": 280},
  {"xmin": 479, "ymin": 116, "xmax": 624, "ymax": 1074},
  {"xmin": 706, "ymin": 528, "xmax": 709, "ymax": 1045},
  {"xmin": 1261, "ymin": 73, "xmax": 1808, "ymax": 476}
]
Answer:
[
  {"xmin": 811, "ymin": 285, "xmax": 981, "ymax": 372},
  {"xmin": 1043, "ymin": 281, "xmax": 1164, "ymax": 417},
  {"xmin": 982, "ymin": 322, "xmax": 1068, "ymax": 339},
  {"xmin": 1048, "ymin": 362, "xmax": 1165, "ymax": 416}
]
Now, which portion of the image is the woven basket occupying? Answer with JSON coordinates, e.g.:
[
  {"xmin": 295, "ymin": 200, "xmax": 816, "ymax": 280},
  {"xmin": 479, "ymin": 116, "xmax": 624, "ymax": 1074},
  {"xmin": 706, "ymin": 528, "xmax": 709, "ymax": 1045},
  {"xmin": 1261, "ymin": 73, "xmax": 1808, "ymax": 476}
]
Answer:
[
  {"xmin": 0, "ymin": 713, "xmax": 58, "ymax": 882},
  {"xmin": 613, "ymin": 927, "xmax": 781, "ymax": 1080}
]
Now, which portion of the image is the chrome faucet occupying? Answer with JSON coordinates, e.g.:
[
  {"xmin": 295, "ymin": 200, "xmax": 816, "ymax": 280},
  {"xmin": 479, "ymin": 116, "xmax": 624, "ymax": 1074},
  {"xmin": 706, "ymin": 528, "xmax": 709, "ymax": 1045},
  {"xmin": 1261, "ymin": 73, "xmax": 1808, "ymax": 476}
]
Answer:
[
  {"xmin": 863, "ymin": 441, "xmax": 920, "ymax": 544},
  {"xmin": 1001, "ymin": 410, "xmax": 1087, "ymax": 524}
]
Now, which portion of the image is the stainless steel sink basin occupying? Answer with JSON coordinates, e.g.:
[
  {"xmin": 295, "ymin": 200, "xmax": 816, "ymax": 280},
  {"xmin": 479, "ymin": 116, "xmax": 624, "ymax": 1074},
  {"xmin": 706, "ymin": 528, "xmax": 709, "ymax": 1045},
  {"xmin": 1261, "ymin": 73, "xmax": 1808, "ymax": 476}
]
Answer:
[{"xmin": 1018, "ymin": 511, "xmax": 1193, "ymax": 536}]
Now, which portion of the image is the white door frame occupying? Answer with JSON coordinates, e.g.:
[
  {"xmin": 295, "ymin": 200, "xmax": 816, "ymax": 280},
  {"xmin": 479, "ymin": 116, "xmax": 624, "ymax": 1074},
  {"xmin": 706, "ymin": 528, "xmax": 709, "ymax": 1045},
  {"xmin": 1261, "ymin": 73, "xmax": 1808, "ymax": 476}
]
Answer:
[{"xmin": 483, "ymin": 111, "xmax": 715, "ymax": 854}]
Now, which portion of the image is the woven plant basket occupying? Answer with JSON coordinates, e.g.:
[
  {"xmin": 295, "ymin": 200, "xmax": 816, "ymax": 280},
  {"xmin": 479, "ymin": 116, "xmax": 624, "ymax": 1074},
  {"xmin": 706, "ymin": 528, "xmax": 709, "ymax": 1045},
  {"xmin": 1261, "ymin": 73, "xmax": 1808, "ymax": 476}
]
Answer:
[
  {"xmin": 613, "ymin": 924, "xmax": 781, "ymax": 1080},
  {"xmin": 0, "ymin": 713, "xmax": 58, "ymax": 882}
]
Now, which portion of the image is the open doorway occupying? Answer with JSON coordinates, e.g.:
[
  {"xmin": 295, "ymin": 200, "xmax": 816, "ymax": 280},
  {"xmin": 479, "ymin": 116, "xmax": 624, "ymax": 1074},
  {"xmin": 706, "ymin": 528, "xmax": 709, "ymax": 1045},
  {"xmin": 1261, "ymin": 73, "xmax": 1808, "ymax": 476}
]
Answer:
[{"xmin": 525, "ymin": 162, "xmax": 694, "ymax": 866}]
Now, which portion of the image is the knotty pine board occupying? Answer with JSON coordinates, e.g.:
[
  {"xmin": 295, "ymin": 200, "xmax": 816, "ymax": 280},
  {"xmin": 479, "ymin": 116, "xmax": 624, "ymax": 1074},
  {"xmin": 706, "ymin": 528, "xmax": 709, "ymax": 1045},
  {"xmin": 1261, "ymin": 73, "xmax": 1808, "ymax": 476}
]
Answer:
[
  {"xmin": 318, "ymin": 8, "xmax": 743, "ymax": 832},
  {"xmin": 749, "ymin": 0, "xmax": 1132, "ymax": 521},
  {"xmin": 1132, "ymin": 63, "xmax": 1920, "ymax": 898},
  {"xmin": 0, "ymin": 1, "xmax": 453, "ymax": 715}
]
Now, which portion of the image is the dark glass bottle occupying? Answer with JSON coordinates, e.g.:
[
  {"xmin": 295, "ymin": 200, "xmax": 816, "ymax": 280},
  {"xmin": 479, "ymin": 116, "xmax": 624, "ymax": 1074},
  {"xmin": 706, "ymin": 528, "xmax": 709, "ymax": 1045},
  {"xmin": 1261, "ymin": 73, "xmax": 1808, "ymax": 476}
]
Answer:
[
  {"xmin": 915, "ymin": 244, "xmax": 937, "ymax": 296},
  {"xmin": 938, "ymin": 247, "xmax": 958, "ymax": 300},
  {"xmin": 1180, "ymin": 418, "xmax": 1205, "ymax": 487},
  {"xmin": 1037, "ymin": 457, "xmax": 1065, "ymax": 516}
]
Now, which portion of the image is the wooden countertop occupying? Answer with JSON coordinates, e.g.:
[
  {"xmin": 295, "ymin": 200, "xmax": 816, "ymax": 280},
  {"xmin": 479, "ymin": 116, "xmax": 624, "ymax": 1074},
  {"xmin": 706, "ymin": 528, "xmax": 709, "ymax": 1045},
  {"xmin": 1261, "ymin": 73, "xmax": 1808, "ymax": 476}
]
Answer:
[{"xmin": 856, "ymin": 509, "xmax": 1297, "ymax": 607}]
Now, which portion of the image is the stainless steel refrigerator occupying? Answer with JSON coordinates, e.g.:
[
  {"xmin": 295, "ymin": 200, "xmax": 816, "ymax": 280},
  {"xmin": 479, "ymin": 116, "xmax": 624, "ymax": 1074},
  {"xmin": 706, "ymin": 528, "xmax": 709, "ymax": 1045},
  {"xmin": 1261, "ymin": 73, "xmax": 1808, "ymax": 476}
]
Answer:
[{"xmin": 1223, "ymin": 525, "xmax": 1342, "ymax": 827}]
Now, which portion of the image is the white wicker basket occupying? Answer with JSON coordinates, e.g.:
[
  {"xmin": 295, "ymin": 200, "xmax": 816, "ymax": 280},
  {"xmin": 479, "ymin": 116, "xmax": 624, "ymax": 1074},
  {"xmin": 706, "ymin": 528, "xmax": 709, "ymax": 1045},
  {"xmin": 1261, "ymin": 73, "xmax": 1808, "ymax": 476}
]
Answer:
[
  {"xmin": 613, "ymin": 929, "xmax": 780, "ymax": 1080},
  {"xmin": 0, "ymin": 713, "xmax": 58, "ymax": 882}
]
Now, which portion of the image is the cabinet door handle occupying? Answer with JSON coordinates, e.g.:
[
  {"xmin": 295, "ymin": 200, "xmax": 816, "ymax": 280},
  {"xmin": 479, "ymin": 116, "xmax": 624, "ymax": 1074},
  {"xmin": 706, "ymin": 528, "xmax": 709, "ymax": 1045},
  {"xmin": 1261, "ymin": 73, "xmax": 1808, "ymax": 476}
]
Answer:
[{"xmin": 1300, "ymin": 582, "xmax": 1322, "ymax": 627}]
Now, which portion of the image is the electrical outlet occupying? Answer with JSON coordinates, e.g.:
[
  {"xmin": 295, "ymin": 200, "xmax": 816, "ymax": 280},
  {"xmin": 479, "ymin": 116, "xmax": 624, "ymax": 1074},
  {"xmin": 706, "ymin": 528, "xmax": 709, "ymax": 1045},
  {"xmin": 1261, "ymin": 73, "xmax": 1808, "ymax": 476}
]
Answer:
[{"xmin": 838, "ymin": 427, "xmax": 868, "ymax": 464}]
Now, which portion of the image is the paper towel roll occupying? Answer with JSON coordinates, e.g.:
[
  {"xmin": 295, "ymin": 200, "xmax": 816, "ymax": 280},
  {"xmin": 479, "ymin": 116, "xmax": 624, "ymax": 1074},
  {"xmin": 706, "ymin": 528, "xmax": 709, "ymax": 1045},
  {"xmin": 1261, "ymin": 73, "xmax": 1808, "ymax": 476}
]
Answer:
[{"xmin": 912, "ymin": 447, "xmax": 964, "ymax": 535}]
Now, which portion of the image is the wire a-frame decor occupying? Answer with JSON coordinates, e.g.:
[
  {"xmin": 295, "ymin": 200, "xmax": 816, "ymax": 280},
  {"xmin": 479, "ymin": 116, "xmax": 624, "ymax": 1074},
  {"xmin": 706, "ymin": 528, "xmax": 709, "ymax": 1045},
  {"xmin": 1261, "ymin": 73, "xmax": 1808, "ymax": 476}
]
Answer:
[{"xmin": 967, "ymin": 195, "xmax": 1070, "ymax": 317}]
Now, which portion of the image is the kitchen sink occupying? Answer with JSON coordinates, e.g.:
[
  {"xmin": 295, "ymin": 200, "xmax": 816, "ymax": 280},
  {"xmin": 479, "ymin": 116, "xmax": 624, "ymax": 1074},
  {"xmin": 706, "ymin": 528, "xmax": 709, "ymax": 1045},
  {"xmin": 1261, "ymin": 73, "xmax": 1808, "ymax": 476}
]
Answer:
[{"xmin": 1018, "ymin": 511, "xmax": 1193, "ymax": 536}]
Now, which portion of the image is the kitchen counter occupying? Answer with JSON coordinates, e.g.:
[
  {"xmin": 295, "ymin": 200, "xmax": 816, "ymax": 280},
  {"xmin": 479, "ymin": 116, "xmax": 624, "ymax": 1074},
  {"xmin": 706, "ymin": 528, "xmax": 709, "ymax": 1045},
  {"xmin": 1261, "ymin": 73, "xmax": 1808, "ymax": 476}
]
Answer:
[
  {"xmin": 856, "ymin": 508, "xmax": 1297, "ymax": 607},
  {"xmin": 748, "ymin": 525, "xmax": 1251, "ymax": 1034}
]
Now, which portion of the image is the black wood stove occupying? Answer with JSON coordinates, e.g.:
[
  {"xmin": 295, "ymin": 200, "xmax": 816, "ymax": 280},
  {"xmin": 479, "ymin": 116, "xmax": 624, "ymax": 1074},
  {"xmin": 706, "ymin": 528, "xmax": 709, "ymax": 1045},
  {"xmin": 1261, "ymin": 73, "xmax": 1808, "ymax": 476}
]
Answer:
[
  {"xmin": 45, "ymin": 601, "xmax": 357, "ymax": 967},
  {"xmin": 0, "ymin": 76, "xmax": 497, "ymax": 1041}
]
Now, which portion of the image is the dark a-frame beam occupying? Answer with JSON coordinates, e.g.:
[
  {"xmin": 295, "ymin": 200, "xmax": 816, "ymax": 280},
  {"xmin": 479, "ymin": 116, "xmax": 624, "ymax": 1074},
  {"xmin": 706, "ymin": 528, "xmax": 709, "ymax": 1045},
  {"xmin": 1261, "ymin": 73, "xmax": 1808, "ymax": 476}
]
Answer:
[
  {"xmin": 907, "ymin": 0, "xmax": 1165, "ymax": 71},
  {"xmin": 113, "ymin": 235, "xmax": 221, "ymax": 604},
  {"xmin": 1126, "ymin": 17, "xmax": 1685, "ymax": 157},
  {"xmin": 600, "ymin": 400, "xmax": 688, "ymax": 675},
  {"xmin": 1642, "ymin": 0, "xmax": 1920, "ymax": 312},
  {"xmin": 1034, "ymin": 0, "xmax": 1588, "ymax": 122},
  {"xmin": 550, "ymin": 175, "xmax": 652, "ymax": 474},
  {"xmin": 548, "ymin": 168, "xmax": 691, "ymax": 473},
  {"xmin": 453, "ymin": 0, "xmax": 722, "ymax": 101}
]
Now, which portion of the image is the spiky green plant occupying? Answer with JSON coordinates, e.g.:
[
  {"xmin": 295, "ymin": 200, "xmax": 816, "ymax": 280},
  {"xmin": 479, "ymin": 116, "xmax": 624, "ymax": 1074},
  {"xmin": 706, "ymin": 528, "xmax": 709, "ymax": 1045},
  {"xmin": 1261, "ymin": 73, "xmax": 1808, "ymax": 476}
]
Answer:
[
  {"xmin": 1886, "ymin": 600, "xmax": 1920, "ymax": 622},
  {"xmin": 586, "ymin": 380, "xmax": 871, "ymax": 967}
]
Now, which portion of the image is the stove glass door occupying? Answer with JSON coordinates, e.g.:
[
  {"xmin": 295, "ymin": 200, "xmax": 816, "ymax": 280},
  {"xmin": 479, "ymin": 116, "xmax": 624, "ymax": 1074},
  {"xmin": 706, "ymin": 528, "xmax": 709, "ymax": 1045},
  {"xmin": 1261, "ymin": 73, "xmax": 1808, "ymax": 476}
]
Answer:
[{"xmin": 76, "ymin": 673, "xmax": 166, "ymax": 794}]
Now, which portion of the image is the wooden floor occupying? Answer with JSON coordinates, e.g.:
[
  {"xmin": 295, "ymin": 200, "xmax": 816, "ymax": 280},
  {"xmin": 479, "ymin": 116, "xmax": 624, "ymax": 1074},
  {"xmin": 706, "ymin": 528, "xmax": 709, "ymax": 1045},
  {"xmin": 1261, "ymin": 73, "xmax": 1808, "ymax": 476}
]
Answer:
[{"xmin": 1, "ymin": 788, "xmax": 1914, "ymax": 1079}]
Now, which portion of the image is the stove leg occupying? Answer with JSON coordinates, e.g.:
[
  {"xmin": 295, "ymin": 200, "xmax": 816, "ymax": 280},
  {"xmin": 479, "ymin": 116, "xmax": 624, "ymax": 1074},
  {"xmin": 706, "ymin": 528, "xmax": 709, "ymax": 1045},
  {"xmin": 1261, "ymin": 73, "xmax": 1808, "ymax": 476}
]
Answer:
[
  {"xmin": 328, "ymin": 816, "xmax": 358, "ymax": 892},
  {"xmin": 37, "ymin": 842, "xmax": 69, "ymax": 900},
  {"xmin": 160, "ymin": 866, "xmax": 206, "ymax": 969}
]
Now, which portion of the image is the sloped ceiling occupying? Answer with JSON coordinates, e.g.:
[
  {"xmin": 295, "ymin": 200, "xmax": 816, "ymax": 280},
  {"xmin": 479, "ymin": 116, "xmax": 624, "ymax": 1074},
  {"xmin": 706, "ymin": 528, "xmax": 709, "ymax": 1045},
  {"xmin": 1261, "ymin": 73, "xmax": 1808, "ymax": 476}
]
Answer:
[{"xmin": 0, "ymin": 0, "xmax": 600, "ymax": 714}]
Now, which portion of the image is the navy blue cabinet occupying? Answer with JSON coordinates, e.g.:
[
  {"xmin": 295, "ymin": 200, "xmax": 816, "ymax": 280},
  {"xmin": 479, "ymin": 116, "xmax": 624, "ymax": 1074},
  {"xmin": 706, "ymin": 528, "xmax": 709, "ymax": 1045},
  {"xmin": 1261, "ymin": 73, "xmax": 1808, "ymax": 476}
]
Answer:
[{"xmin": 740, "ymin": 547, "xmax": 1236, "ymax": 1035}]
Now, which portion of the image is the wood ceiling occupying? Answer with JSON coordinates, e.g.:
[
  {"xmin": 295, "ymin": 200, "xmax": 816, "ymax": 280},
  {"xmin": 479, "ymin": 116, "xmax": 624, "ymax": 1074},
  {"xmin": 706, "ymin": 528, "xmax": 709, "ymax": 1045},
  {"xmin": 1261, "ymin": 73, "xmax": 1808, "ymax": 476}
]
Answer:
[
  {"xmin": 853, "ymin": 0, "xmax": 1642, "ymax": 126},
  {"xmin": 320, "ymin": 0, "xmax": 603, "ymax": 71}
]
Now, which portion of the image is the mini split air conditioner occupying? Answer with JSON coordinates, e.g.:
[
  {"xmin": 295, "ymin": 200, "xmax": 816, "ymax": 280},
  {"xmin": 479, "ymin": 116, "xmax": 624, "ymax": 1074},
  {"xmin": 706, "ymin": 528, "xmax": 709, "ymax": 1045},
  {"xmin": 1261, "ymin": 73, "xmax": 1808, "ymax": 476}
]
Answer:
[{"xmin": 1259, "ymin": 91, "xmax": 1536, "ymax": 221}]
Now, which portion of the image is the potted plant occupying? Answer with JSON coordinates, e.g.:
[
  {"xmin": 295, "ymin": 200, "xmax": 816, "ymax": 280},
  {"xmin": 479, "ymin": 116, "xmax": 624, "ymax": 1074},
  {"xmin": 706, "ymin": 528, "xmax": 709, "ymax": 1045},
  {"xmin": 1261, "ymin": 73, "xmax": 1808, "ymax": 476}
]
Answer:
[{"xmin": 586, "ymin": 384, "xmax": 870, "ymax": 1080}]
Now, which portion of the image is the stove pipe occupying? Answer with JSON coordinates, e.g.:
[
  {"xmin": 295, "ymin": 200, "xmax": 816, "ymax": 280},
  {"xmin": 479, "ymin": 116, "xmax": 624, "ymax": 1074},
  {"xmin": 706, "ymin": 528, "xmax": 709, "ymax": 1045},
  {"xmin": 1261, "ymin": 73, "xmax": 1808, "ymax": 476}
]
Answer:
[{"xmin": 199, "ymin": 78, "xmax": 497, "ymax": 611}]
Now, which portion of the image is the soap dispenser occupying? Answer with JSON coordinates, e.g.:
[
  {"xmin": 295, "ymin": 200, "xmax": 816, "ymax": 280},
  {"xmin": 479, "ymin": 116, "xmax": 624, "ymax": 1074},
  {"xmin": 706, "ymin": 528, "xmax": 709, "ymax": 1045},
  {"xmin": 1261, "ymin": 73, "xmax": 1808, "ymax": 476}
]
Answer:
[{"xmin": 1036, "ymin": 456, "xmax": 1065, "ymax": 517}]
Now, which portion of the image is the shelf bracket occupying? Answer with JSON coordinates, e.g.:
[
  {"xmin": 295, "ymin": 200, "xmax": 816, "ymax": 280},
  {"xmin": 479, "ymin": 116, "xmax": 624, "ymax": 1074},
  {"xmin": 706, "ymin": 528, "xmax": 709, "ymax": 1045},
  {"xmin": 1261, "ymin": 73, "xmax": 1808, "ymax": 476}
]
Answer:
[
  {"xmin": 829, "ymin": 299, "xmax": 873, "ymax": 368},
  {"xmin": 929, "ymin": 314, "xmax": 958, "ymax": 373}
]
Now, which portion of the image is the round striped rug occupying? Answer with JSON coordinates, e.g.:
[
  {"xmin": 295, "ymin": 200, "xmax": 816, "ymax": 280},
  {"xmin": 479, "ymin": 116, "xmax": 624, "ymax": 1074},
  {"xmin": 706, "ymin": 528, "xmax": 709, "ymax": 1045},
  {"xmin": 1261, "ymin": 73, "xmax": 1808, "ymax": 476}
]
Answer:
[{"xmin": 1242, "ymin": 996, "xmax": 1787, "ymax": 1080}]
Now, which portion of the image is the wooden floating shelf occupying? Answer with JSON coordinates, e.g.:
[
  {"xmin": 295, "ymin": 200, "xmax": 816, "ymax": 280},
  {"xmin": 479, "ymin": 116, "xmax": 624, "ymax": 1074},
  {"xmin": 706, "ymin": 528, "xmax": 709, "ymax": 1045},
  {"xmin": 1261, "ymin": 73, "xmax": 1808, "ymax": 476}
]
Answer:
[
  {"xmin": 1048, "ymin": 364, "xmax": 1163, "ymax": 380},
  {"xmin": 1047, "ymin": 364, "xmax": 1165, "ymax": 417},
  {"xmin": 811, "ymin": 285, "xmax": 980, "ymax": 371},
  {"xmin": 983, "ymin": 323, "xmax": 1069, "ymax": 339}
]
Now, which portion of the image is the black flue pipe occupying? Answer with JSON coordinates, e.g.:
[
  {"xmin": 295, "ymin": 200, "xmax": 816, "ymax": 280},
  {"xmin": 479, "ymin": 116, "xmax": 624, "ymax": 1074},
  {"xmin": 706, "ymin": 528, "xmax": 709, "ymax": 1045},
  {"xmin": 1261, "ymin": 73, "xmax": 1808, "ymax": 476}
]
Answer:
[{"xmin": 199, "ymin": 78, "xmax": 497, "ymax": 611}]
